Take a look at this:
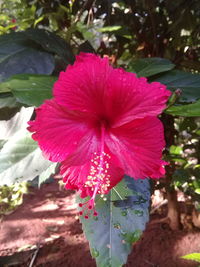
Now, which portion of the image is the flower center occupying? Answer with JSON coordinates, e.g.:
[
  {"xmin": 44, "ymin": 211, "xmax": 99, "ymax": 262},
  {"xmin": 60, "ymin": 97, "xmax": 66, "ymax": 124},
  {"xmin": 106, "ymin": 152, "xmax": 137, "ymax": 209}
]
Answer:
[
  {"xmin": 95, "ymin": 116, "xmax": 111, "ymax": 131},
  {"xmin": 79, "ymin": 124, "xmax": 111, "ymax": 219}
]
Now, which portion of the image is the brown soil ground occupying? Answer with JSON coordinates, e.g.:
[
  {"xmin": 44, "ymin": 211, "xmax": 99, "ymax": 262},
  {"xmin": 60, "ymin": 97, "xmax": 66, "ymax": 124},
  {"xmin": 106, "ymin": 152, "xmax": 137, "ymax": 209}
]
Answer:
[{"xmin": 0, "ymin": 180, "xmax": 200, "ymax": 267}]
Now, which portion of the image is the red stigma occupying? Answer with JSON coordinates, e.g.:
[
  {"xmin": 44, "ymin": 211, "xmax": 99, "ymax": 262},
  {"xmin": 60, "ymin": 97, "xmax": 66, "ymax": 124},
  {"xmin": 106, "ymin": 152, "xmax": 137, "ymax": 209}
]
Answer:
[{"xmin": 78, "ymin": 199, "xmax": 98, "ymax": 219}]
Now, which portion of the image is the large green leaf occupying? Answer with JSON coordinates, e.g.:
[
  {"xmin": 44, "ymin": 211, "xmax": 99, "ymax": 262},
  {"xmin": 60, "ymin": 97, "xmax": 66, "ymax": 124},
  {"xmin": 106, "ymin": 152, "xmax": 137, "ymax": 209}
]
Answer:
[
  {"xmin": 0, "ymin": 106, "xmax": 54, "ymax": 185},
  {"xmin": 0, "ymin": 107, "xmax": 33, "ymax": 140},
  {"xmin": 154, "ymin": 70, "xmax": 200, "ymax": 102},
  {"xmin": 166, "ymin": 99, "xmax": 200, "ymax": 116},
  {"xmin": 79, "ymin": 176, "xmax": 150, "ymax": 267},
  {"xmin": 24, "ymin": 28, "xmax": 75, "ymax": 64},
  {"xmin": 38, "ymin": 163, "xmax": 57, "ymax": 187},
  {"xmin": 128, "ymin": 57, "xmax": 175, "ymax": 77},
  {"xmin": 0, "ymin": 131, "xmax": 52, "ymax": 186},
  {"xmin": 1, "ymin": 74, "xmax": 57, "ymax": 106},
  {"xmin": 0, "ymin": 32, "xmax": 55, "ymax": 82}
]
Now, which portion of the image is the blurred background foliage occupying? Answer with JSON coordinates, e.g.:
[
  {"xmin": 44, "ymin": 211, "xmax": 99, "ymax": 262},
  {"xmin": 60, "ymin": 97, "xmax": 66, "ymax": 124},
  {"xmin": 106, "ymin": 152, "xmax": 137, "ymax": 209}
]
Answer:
[
  {"xmin": 0, "ymin": 182, "xmax": 29, "ymax": 216},
  {"xmin": 1, "ymin": 0, "xmax": 200, "ymax": 69},
  {"xmin": 0, "ymin": 0, "xmax": 200, "ymax": 230}
]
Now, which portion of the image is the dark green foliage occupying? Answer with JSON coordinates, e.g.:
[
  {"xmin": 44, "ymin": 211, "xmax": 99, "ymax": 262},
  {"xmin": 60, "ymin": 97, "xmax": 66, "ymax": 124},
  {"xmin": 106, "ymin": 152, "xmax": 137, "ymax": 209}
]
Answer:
[
  {"xmin": 24, "ymin": 28, "xmax": 75, "ymax": 64},
  {"xmin": 0, "ymin": 32, "xmax": 55, "ymax": 82},
  {"xmin": 155, "ymin": 70, "xmax": 200, "ymax": 102},
  {"xmin": 128, "ymin": 58, "xmax": 175, "ymax": 77}
]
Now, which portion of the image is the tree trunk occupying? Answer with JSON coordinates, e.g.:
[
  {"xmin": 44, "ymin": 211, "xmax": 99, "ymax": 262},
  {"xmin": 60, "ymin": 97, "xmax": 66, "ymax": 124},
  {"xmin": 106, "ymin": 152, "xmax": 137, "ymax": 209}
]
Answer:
[
  {"xmin": 162, "ymin": 114, "xmax": 181, "ymax": 230},
  {"xmin": 166, "ymin": 188, "xmax": 180, "ymax": 230}
]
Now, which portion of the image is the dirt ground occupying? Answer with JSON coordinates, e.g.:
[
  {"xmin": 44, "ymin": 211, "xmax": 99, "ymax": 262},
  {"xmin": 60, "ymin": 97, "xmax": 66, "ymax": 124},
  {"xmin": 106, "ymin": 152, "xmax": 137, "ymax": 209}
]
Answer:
[{"xmin": 0, "ymin": 180, "xmax": 200, "ymax": 267}]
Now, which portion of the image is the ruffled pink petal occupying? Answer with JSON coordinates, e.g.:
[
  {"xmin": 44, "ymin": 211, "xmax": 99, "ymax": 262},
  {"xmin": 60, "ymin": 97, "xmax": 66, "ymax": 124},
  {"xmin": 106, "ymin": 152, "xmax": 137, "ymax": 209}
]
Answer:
[
  {"xmin": 61, "ymin": 147, "xmax": 124, "ymax": 198},
  {"xmin": 27, "ymin": 99, "xmax": 94, "ymax": 162},
  {"xmin": 106, "ymin": 68, "xmax": 171, "ymax": 127},
  {"xmin": 62, "ymin": 131, "xmax": 101, "ymax": 167},
  {"xmin": 53, "ymin": 53, "xmax": 171, "ymax": 128},
  {"xmin": 53, "ymin": 53, "xmax": 112, "ymax": 115},
  {"xmin": 105, "ymin": 117, "xmax": 167, "ymax": 179}
]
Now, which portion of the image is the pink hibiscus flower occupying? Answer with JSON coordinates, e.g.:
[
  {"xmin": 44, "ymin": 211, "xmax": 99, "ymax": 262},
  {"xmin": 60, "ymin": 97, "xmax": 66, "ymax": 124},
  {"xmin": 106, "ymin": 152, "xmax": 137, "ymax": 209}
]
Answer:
[{"xmin": 28, "ymin": 53, "xmax": 171, "ymax": 218}]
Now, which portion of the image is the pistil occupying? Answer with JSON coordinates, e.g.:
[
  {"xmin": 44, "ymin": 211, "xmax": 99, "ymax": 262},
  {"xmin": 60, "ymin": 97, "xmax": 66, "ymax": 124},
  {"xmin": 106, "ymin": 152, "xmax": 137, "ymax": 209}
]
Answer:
[{"xmin": 79, "ymin": 124, "xmax": 111, "ymax": 219}]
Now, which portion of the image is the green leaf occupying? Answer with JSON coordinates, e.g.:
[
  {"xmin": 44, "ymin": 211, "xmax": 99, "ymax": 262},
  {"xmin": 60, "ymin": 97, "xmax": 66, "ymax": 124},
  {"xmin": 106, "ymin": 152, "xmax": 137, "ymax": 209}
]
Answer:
[
  {"xmin": 0, "ymin": 107, "xmax": 34, "ymax": 140},
  {"xmin": 38, "ymin": 163, "xmax": 57, "ymax": 187},
  {"xmin": 181, "ymin": 253, "xmax": 200, "ymax": 263},
  {"xmin": 0, "ymin": 131, "xmax": 52, "ymax": 186},
  {"xmin": 24, "ymin": 28, "xmax": 75, "ymax": 64},
  {"xmin": 169, "ymin": 145, "xmax": 183, "ymax": 155},
  {"xmin": 98, "ymin": 26, "xmax": 122, "ymax": 33},
  {"xmin": 0, "ymin": 32, "xmax": 55, "ymax": 82},
  {"xmin": 166, "ymin": 99, "xmax": 200, "ymax": 117},
  {"xmin": 195, "ymin": 189, "xmax": 200, "ymax": 194},
  {"xmin": 0, "ymin": 106, "xmax": 52, "ymax": 185},
  {"xmin": 0, "ymin": 83, "xmax": 11, "ymax": 93},
  {"xmin": 0, "ymin": 96, "xmax": 18, "ymax": 108},
  {"xmin": 154, "ymin": 70, "xmax": 200, "ymax": 102},
  {"xmin": 128, "ymin": 58, "xmax": 175, "ymax": 77},
  {"xmin": 1, "ymin": 74, "xmax": 57, "ymax": 106},
  {"xmin": 79, "ymin": 176, "xmax": 150, "ymax": 267}
]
